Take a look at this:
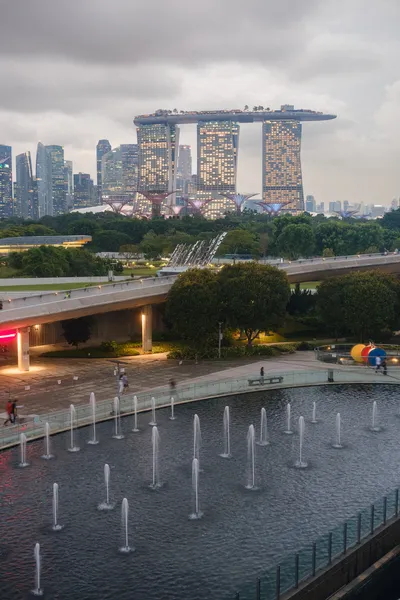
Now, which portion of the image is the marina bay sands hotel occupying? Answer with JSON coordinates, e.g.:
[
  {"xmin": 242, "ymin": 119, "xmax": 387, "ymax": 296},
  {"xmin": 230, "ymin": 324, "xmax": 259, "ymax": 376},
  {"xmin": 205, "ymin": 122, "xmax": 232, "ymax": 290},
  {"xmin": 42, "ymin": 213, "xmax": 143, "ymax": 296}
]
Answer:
[{"xmin": 133, "ymin": 106, "xmax": 336, "ymax": 216}]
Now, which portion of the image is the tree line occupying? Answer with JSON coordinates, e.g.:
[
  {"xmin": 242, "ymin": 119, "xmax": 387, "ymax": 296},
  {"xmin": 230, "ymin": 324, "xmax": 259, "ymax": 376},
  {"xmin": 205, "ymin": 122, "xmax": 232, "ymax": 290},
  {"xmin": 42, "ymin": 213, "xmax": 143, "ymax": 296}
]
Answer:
[
  {"xmin": 1, "ymin": 209, "xmax": 400, "ymax": 258},
  {"xmin": 166, "ymin": 265, "xmax": 400, "ymax": 349}
]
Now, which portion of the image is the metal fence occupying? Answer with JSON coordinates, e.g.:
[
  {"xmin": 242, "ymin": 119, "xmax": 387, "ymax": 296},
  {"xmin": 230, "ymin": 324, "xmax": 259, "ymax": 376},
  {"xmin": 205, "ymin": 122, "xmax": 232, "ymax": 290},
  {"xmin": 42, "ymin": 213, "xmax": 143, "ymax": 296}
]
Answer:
[
  {"xmin": 235, "ymin": 488, "xmax": 399, "ymax": 599},
  {"xmin": 0, "ymin": 368, "xmax": 390, "ymax": 450}
]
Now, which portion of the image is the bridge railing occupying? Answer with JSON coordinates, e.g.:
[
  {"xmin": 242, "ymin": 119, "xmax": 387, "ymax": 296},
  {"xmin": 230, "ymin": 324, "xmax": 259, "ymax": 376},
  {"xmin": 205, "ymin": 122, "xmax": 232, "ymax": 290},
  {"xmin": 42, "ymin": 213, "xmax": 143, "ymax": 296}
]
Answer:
[
  {"xmin": 0, "ymin": 367, "xmax": 384, "ymax": 450},
  {"xmin": 235, "ymin": 488, "xmax": 399, "ymax": 599},
  {"xmin": 0, "ymin": 275, "xmax": 177, "ymax": 311}
]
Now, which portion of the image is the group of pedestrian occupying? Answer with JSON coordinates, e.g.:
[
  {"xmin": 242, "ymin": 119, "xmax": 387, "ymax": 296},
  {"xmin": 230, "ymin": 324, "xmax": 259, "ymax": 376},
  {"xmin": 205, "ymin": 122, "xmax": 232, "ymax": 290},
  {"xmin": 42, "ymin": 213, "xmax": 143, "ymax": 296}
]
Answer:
[{"xmin": 3, "ymin": 399, "xmax": 17, "ymax": 425}]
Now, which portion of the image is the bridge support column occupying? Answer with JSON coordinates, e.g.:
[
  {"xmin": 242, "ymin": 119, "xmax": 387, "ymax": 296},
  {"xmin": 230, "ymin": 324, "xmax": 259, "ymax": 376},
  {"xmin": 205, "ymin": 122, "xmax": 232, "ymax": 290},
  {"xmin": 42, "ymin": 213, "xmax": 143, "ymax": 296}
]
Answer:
[
  {"xmin": 17, "ymin": 327, "xmax": 30, "ymax": 372},
  {"xmin": 141, "ymin": 305, "xmax": 152, "ymax": 353}
]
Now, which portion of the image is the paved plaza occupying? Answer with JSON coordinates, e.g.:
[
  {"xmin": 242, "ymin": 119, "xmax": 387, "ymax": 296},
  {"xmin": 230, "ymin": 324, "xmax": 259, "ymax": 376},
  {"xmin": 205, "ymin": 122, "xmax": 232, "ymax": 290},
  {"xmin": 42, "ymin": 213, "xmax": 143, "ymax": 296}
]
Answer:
[{"xmin": 0, "ymin": 349, "xmax": 395, "ymax": 421}]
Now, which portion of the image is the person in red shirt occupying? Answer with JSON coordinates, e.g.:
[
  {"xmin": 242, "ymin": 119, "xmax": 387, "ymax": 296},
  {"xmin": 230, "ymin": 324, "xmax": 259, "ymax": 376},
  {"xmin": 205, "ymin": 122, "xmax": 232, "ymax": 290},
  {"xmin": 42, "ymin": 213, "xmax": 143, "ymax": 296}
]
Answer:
[{"xmin": 3, "ymin": 400, "xmax": 13, "ymax": 426}]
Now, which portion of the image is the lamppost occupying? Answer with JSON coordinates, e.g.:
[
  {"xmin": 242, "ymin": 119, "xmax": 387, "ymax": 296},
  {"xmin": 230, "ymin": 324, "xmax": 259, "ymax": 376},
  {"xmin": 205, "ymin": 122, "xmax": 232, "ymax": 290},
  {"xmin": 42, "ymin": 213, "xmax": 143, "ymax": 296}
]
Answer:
[{"xmin": 218, "ymin": 322, "xmax": 223, "ymax": 359}]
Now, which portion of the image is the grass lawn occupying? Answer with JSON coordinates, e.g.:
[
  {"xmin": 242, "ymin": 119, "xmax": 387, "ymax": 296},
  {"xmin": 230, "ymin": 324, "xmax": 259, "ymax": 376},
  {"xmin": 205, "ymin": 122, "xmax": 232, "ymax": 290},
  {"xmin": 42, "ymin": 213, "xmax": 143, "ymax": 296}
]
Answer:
[
  {"xmin": 0, "ymin": 282, "xmax": 101, "ymax": 292},
  {"xmin": 291, "ymin": 281, "xmax": 319, "ymax": 290},
  {"xmin": 41, "ymin": 341, "xmax": 177, "ymax": 358},
  {"xmin": 122, "ymin": 267, "xmax": 159, "ymax": 277}
]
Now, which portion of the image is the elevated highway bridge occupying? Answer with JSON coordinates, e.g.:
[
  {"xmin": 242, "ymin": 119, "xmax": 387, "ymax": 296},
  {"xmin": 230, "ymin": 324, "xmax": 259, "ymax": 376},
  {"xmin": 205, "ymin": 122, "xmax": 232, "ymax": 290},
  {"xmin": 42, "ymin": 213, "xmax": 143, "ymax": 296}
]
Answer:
[{"xmin": 2, "ymin": 252, "xmax": 400, "ymax": 371}]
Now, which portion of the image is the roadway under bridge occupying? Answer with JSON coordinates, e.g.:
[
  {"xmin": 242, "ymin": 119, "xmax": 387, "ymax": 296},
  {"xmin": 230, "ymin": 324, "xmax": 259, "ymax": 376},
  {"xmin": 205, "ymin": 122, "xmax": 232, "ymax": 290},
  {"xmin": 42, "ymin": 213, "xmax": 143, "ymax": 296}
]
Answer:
[{"xmin": 1, "ymin": 253, "xmax": 400, "ymax": 371}]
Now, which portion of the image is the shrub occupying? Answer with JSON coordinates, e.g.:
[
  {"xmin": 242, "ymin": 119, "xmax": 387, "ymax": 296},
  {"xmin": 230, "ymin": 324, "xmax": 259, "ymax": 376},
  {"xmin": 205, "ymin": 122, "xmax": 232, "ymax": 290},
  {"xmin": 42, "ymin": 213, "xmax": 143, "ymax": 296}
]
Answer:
[{"xmin": 99, "ymin": 340, "xmax": 119, "ymax": 353}]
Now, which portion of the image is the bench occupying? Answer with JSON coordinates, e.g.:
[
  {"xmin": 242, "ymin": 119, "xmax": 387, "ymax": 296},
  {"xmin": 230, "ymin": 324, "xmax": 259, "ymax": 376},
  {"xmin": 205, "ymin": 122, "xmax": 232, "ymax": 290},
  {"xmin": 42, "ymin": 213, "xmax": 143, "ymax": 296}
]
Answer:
[{"xmin": 248, "ymin": 376, "xmax": 284, "ymax": 386}]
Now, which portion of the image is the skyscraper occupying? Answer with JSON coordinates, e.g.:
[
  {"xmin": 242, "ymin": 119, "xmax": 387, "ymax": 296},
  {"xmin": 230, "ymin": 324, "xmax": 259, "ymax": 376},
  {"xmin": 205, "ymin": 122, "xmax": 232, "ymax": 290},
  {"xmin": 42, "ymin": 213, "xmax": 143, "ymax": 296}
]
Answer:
[
  {"xmin": 36, "ymin": 142, "xmax": 53, "ymax": 217},
  {"xmin": 137, "ymin": 124, "xmax": 179, "ymax": 199},
  {"xmin": 177, "ymin": 144, "xmax": 192, "ymax": 195},
  {"xmin": 73, "ymin": 173, "xmax": 95, "ymax": 208},
  {"xmin": 305, "ymin": 195, "xmax": 316, "ymax": 212},
  {"xmin": 46, "ymin": 145, "xmax": 66, "ymax": 215},
  {"xmin": 0, "ymin": 145, "xmax": 13, "ymax": 218},
  {"xmin": 120, "ymin": 144, "xmax": 138, "ymax": 199},
  {"xmin": 197, "ymin": 121, "xmax": 239, "ymax": 217},
  {"xmin": 65, "ymin": 160, "xmax": 74, "ymax": 211},
  {"xmin": 96, "ymin": 139, "xmax": 111, "ymax": 204},
  {"xmin": 15, "ymin": 152, "xmax": 37, "ymax": 219},
  {"xmin": 102, "ymin": 147, "xmax": 124, "ymax": 196},
  {"xmin": 262, "ymin": 121, "xmax": 304, "ymax": 211}
]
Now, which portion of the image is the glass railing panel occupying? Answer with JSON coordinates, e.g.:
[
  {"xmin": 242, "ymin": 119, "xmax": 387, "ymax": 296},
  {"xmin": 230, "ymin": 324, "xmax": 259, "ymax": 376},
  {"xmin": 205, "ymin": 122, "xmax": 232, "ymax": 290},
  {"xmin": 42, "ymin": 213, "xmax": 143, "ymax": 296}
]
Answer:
[
  {"xmin": 330, "ymin": 521, "xmax": 344, "ymax": 560},
  {"xmin": 315, "ymin": 532, "xmax": 330, "ymax": 570},
  {"xmin": 298, "ymin": 544, "xmax": 313, "ymax": 584},
  {"xmin": 278, "ymin": 553, "xmax": 296, "ymax": 595}
]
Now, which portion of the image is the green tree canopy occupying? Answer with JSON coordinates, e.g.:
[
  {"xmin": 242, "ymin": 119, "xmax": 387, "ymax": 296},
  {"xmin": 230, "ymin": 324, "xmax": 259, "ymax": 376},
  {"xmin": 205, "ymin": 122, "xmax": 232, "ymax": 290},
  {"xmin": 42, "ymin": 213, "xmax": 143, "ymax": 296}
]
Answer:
[
  {"xmin": 217, "ymin": 229, "xmax": 260, "ymax": 256},
  {"xmin": 62, "ymin": 317, "xmax": 93, "ymax": 347},
  {"xmin": 275, "ymin": 223, "xmax": 315, "ymax": 259},
  {"xmin": 165, "ymin": 269, "xmax": 219, "ymax": 344},
  {"xmin": 218, "ymin": 263, "xmax": 290, "ymax": 346}
]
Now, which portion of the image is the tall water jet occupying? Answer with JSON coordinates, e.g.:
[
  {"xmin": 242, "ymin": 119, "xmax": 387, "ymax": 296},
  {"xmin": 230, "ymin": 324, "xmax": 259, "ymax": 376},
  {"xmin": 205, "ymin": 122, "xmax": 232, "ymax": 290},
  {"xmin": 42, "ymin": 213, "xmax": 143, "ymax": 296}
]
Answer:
[
  {"xmin": 32, "ymin": 543, "xmax": 43, "ymax": 596},
  {"xmin": 245, "ymin": 424, "xmax": 257, "ymax": 489},
  {"xmin": 193, "ymin": 414, "xmax": 201, "ymax": 462},
  {"xmin": 68, "ymin": 404, "xmax": 80, "ymax": 452},
  {"xmin": 284, "ymin": 403, "xmax": 293, "ymax": 434},
  {"xmin": 19, "ymin": 433, "xmax": 29, "ymax": 467},
  {"xmin": 149, "ymin": 396, "xmax": 157, "ymax": 426},
  {"xmin": 311, "ymin": 402, "xmax": 318, "ymax": 424},
  {"xmin": 332, "ymin": 412, "xmax": 343, "ymax": 449},
  {"xmin": 112, "ymin": 397, "xmax": 124, "ymax": 439},
  {"xmin": 257, "ymin": 407, "xmax": 269, "ymax": 446},
  {"xmin": 41, "ymin": 422, "xmax": 53, "ymax": 459},
  {"xmin": 220, "ymin": 406, "xmax": 231, "ymax": 458},
  {"xmin": 132, "ymin": 396, "xmax": 139, "ymax": 432},
  {"xmin": 169, "ymin": 396, "xmax": 176, "ymax": 421},
  {"xmin": 189, "ymin": 457, "xmax": 203, "ymax": 519},
  {"xmin": 52, "ymin": 483, "xmax": 63, "ymax": 531},
  {"xmin": 119, "ymin": 498, "xmax": 132, "ymax": 553},
  {"xmin": 370, "ymin": 400, "xmax": 381, "ymax": 432},
  {"xmin": 88, "ymin": 392, "xmax": 99, "ymax": 445},
  {"xmin": 98, "ymin": 463, "xmax": 114, "ymax": 510},
  {"xmin": 295, "ymin": 416, "xmax": 308, "ymax": 468},
  {"xmin": 150, "ymin": 426, "xmax": 162, "ymax": 489}
]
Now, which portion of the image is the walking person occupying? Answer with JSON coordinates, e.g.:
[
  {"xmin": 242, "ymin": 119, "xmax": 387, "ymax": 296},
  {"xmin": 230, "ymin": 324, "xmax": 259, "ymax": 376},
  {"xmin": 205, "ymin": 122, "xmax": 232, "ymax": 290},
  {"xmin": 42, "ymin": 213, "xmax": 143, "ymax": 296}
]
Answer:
[
  {"xmin": 382, "ymin": 358, "xmax": 387, "ymax": 376},
  {"xmin": 10, "ymin": 399, "xmax": 17, "ymax": 424},
  {"xmin": 260, "ymin": 366, "xmax": 265, "ymax": 383},
  {"xmin": 375, "ymin": 355, "xmax": 382, "ymax": 373},
  {"xmin": 122, "ymin": 373, "xmax": 129, "ymax": 391},
  {"xmin": 118, "ymin": 374, "xmax": 124, "ymax": 395},
  {"xmin": 3, "ymin": 399, "xmax": 13, "ymax": 426}
]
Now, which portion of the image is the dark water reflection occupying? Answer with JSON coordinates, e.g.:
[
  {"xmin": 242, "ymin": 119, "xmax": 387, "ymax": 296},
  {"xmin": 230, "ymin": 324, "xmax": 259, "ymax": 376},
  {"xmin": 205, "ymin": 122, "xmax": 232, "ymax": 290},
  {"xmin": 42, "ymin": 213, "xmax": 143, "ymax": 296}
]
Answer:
[{"xmin": 0, "ymin": 384, "xmax": 399, "ymax": 600}]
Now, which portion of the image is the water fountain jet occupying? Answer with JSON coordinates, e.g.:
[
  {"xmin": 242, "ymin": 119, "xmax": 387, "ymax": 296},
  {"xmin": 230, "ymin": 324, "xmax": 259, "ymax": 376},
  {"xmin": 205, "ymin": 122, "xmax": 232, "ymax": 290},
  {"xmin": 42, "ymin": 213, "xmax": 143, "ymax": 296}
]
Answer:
[
  {"xmin": 132, "ymin": 396, "xmax": 139, "ymax": 432},
  {"xmin": 189, "ymin": 457, "xmax": 203, "ymax": 519},
  {"xmin": 370, "ymin": 401, "xmax": 381, "ymax": 431},
  {"xmin": 87, "ymin": 392, "xmax": 99, "ymax": 444},
  {"xmin": 311, "ymin": 402, "xmax": 318, "ymax": 424},
  {"xmin": 41, "ymin": 422, "xmax": 53, "ymax": 459},
  {"xmin": 257, "ymin": 407, "xmax": 269, "ymax": 446},
  {"xmin": 220, "ymin": 406, "xmax": 231, "ymax": 458},
  {"xmin": 193, "ymin": 414, "xmax": 201, "ymax": 463},
  {"xmin": 149, "ymin": 396, "xmax": 157, "ymax": 426},
  {"xmin": 119, "ymin": 498, "xmax": 133, "ymax": 553},
  {"xmin": 150, "ymin": 426, "xmax": 162, "ymax": 489},
  {"xmin": 169, "ymin": 396, "xmax": 176, "ymax": 421},
  {"xmin": 295, "ymin": 416, "xmax": 308, "ymax": 468},
  {"xmin": 284, "ymin": 403, "xmax": 293, "ymax": 434},
  {"xmin": 19, "ymin": 433, "xmax": 29, "ymax": 467},
  {"xmin": 52, "ymin": 483, "xmax": 63, "ymax": 531},
  {"xmin": 98, "ymin": 463, "xmax": 115, "ymax": 510},
  {"xmin": 68, "ymin": 404, "xmax": 80, "ymax": 452},
  {"xmin": 245, "ymin": 424, "xmax": 258, "ymax": 489},
  {"xmin": 332, "ymin": 413, "xmax": 343, "ymax": 449},
  {"xmin": 31, "ymin": 543, "xmax": 43, "ymax": 596},
  {"xmin": 112, "ymin": 397, "xmax": 124, "ymax": 439}
]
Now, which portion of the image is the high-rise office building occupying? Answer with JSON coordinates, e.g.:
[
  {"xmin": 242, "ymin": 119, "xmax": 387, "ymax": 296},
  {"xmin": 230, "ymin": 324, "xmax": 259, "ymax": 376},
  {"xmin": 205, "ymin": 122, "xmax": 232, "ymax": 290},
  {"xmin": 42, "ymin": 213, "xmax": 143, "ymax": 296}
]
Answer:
[
  {"xmin": 137, "ymin": 124, "xmax": 179, "ymax": 199},
  {"xmin": 0, "ymin": 145, "xmax": 13, "ymax": 218},
  {"xmin": 102, "ymin": 147, "xmax": 124, "ymax": 196},
  {"xmin": 15, "ymin": 152, "xmax": 37, "ymax": 219},
  {"xmin": 36, "ymin": 143, "xmax": 53, "ymax": 217},
  {"xmin": 197, "ymin": 121, "xmax": 239, "ymax": 217},
  {"xmin": 46, "ymin": 145, "xmax": 66, "ymax": 215},
  {"xmin": 73, "ymin": 173, "xmax": 95, "ymax": 208},
  {"xmin": 120, "ymin": 144, "xmax": 138, "ymax": 199},
  {"xmin": 96, "ymin": 139, "xmax": 111, "ymax": 204},
  {"xmin": 305, "ymin": 195, "xmax": 316, "ymax": 213},
  {"xmin": 177, "ymin": 144, "xmax": 192, "ymax": 195},
  {"xmin": 329, "ymin": 201, "xmax": 341, "ymax": 213},
  {"xmin": 65, "ymin": 160, "xmax": 74, "ymax": 211},
  {"xmin": 262, "ymin": 121, "xmax": 304, "ymax": 211}
]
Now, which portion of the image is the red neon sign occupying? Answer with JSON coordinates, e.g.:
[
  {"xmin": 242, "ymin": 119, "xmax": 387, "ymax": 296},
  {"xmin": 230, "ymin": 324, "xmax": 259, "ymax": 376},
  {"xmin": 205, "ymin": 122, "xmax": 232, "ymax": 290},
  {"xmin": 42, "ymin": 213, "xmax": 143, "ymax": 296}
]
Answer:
[{"xmin": 0, "ymin": 330, "xmax": 16, "ymax": 341}]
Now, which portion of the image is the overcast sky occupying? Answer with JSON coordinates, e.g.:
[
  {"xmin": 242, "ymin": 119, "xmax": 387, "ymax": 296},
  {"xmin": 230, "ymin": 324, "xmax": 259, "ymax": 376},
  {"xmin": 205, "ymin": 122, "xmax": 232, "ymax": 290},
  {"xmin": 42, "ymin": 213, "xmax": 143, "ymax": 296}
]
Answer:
[{"xmin": 1, "ymin": 0, "xmax": 400, "ymax": 205}]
